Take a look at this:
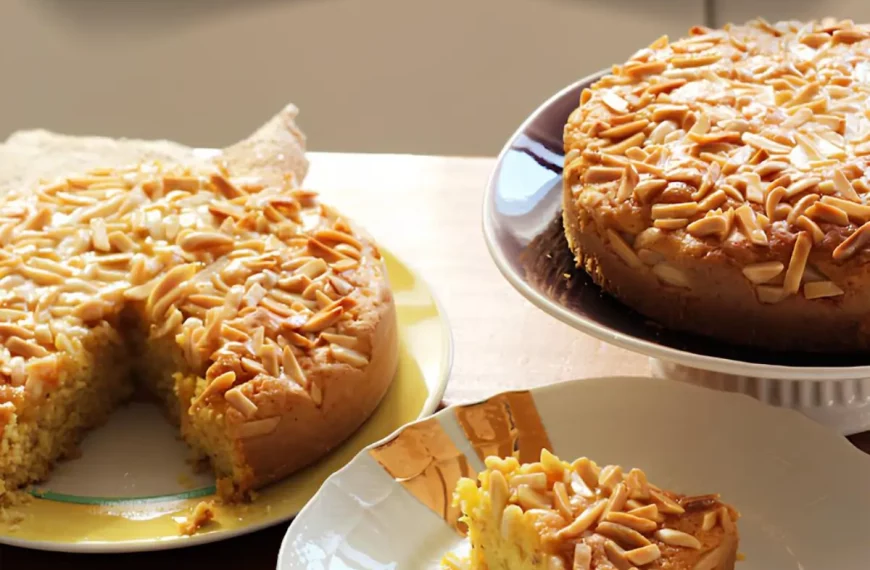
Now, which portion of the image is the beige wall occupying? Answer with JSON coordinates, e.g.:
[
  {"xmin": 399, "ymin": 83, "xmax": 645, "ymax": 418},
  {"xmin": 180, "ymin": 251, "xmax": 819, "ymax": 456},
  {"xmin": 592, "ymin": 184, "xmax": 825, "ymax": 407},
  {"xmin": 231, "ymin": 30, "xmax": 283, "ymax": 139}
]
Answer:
[
  {"xmin": 0, "ymin": 0, "xmax": 704, "ymax": 156},
  {"xmin": 715, "ymin": 1, "xmax": 870, "ymax": 28}
]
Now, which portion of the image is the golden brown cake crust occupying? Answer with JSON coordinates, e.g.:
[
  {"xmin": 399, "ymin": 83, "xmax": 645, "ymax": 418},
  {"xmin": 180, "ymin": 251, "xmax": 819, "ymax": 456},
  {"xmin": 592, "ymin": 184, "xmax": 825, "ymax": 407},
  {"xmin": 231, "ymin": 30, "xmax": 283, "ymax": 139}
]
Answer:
[
  {"xmin": 563, "ymin": 18, "xmax": 870, "ymax": 352},
  {"xmin": 0, "ymin": 104, "xmax": 398, "ymax": 496}
]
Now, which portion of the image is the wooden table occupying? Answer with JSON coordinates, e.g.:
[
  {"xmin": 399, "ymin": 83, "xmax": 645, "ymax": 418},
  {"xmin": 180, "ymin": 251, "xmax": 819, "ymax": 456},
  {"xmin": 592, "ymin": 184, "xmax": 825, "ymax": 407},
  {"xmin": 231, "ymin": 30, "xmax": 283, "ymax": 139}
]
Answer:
[{"xmin": 3, "ymin": 153, "xmax": 868, "ymax": 569}]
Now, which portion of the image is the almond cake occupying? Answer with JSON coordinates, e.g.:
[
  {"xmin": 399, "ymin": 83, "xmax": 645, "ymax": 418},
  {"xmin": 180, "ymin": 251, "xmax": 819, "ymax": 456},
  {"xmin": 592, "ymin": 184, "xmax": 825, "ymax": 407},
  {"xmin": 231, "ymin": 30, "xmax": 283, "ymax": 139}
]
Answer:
[
  {"xmin": 0, "ymin": 105, "xmax": 399, "ymax": 501},
  {"xmin": 450, "ymin": 450, "xmax": 739, "ymax": 570},
  {"xmin": 563, "ymin": 18, "xmax": 870, "ymax": 351}
]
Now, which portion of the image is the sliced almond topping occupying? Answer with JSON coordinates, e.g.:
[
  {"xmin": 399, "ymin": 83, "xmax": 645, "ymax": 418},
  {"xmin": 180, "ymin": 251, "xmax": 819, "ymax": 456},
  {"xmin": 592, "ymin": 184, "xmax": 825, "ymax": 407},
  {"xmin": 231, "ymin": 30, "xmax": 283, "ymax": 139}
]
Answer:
[
  {"xmin": 596, "ymin": 521, "xmax": 652, "ymax": 549},
  {"xmin": 627, "ymin": 503, "xmax": 660, "ymax": 521},
  {"xmin": 552, "ymin": 481, "xmax": 573, "ymax": 521},
  {"xmin": 584, "ymin": 166, "xmax": 624, "ymax": 183},
  {"xmin": 603, "ymin": 540, "xmax": 631, "ymax": 570},
  {"xmin": 651, "ymin": 202, "xmax": 699, "ymax": 219},
  {"xmin": 555, "ymin": 499, "xmax": 607, "ymax": 540},
  {"xmin": 605, "ymin": 229, "xmax": 643, "ymax": 269},
  {"xmin": 804, "ymin": 280, "xmax": 845, "ymax": 300},
  {"xmin": 742, "ymin": 261, "xmax": 784, "ymax": 284},
  {"xmin": 734, "ymin": 204, "xmax": 768, "ymax": 246},
  {"xmin": 605, "ymin": 511, "xmax": 658, "ymax": 533},
  {"xmin": 236, "ymin": 416, "xmax": 281, "ymax": 439},
  {"xmin": 701, "ymin": 510, "xmax": 718, "ymax": 532},
  {"xmin": 616, "ymin": 164, "xmax": 639, "ymax": 202},
  {"xmin": 649, "ymin": 489, "xmax": 685, "ymax": 515},
  {"xmin": 624, "ymin": 544, "xmax": 662, "ymax": 566},
  {"xmin": 572, "ymin": 543, "xmax": 592, "ymax": 570},
  {"xmin": 783, "ymin": 232, "xmax": 812, "ymax": 295},
  {"xmin": 517, "ymin": 484, "xmax": 551, "ymax": 511},
  {"xmin": 601, "ymin": 91, "xmax": 630, "ymax": 113},
  {"xmin": 655, "ymin": 528, "xmax": 702, "ymax": 549},
  {"xmin": 742, "ymin": 132, "xmax": 791, "ymax": 154},
  {"xmin": 833, "ymin": 221, "xmax": 870, "ymax": 260},
  {"xmin": 282, "ymin": 345, "xmax": 307, "ymax": 387},
  {"xmin": 820, "ymin": 196, "xmax": 870, "ymax": 222},
  {"xmin": 329, "ymin": 344, "xmax": 369, "ymax": 368},
  {"xmin": 224, "ymin": 387, "xmax": 258, "ymax": 419},
  {"xmin": 686, "ymin": 214, "xmax": 728, "ymax": 238},
  {"xmin": 795, "ymin": 215, "xmax": 825, "ymax": 244},
  {"xmin": 300, "ymin": 306, "xmax": 344, "ymax": 333}
]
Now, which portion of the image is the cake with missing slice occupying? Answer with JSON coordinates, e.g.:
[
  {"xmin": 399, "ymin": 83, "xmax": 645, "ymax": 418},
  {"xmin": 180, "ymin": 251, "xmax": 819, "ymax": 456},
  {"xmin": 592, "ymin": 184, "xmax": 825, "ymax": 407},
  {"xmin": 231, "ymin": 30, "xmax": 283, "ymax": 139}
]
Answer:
[{"xmin": 0, "ymin": 105, "xmax": 398, "ymax": 501}]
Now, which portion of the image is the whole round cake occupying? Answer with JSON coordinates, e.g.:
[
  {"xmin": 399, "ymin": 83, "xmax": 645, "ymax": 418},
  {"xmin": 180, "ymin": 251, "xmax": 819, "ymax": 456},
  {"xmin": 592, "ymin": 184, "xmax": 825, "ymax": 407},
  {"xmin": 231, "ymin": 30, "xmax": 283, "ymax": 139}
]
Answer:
[
  {"xmin": 0, "ymin": 105, "xmax": 398, "ymax": 501},
  {"xmin": 563, "ymin": 18, "xmax": 870, "ymax": 353}
]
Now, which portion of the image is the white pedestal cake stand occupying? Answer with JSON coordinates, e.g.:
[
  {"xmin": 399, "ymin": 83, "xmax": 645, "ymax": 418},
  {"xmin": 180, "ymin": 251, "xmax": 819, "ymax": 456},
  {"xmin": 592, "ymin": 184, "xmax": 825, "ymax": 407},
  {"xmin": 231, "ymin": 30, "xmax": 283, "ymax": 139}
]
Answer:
[{"xmin": 482, "ymin": 72, "xmax": 870, "ymax": 436}]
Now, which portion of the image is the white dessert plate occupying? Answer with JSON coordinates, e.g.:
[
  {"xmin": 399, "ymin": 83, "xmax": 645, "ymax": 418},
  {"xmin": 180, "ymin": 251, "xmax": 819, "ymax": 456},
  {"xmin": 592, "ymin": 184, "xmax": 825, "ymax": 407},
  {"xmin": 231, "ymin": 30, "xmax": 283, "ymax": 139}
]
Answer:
[
  {"xmin": 481, "ymin": 73, "xmax": 870, "ymax": 434},
  {"xmin": 277, "ymin": 376, "xmax": 870, "ymax": 570},
  {"xmin": 0, "ymin": 249, "xmax": 452, "ymax": 553}
]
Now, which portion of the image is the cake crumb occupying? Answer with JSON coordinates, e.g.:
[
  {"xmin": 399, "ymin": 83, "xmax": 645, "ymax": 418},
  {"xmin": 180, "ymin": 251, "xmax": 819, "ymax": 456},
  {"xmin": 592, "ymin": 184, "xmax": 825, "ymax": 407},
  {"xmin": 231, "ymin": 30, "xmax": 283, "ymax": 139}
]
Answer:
[{"xmin": 178, "ymin": 500, "xmax": 216, "ymax": 536}]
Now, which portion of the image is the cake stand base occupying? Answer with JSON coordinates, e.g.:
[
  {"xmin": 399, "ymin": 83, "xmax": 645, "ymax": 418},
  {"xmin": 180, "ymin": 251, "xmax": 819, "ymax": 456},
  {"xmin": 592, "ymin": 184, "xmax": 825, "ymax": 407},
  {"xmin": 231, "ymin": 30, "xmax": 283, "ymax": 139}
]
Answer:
[{"xmin": 650, "ymin": 358, "xmax": 870, "ymax": 435}]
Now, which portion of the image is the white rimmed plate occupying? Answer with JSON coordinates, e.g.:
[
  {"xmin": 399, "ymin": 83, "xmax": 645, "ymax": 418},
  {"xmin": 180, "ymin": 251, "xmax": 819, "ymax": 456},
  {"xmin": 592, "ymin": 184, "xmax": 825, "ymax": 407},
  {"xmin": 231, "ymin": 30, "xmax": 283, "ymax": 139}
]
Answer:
[{"xmin": 277, "ymin": 376, "xmax": 870, "ymax": 570}]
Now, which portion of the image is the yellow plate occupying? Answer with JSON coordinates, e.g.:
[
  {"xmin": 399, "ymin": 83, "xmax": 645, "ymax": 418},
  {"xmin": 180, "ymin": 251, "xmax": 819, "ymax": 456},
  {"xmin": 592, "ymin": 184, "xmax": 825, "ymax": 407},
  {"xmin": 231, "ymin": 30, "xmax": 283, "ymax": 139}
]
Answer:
[{"xmin": 0, "ymin": 250, "xmax": 452, "ymax": 553}]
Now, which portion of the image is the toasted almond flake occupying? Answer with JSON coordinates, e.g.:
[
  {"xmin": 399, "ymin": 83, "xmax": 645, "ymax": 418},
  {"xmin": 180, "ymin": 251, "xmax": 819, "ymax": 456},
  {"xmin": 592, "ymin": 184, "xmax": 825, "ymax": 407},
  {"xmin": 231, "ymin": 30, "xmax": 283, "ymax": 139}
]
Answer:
[
  {"xmin": 191, "ymin": 371, "xmax": 237, "ymax": 408},
  {"xmin": 329, "ymin": 344, "xmax": 369, "ymax": 368},
  {"xmin": 820, "ymin": 196, "xmax": 870, "ymax": 222},
  {"xmin": 804, "ymin": 280, "xmax": 845, "ymax": 299},
  {"xmin": 795, "ymin": 215, "xmax": 825, "ymax": 244},
  {"xmin": 805, "ymin": 202, "xmax": 849, "ymax": 226},
  {"xmin": 653, "ymin": 218, "xmax": 689, "ymax": 230},
  {"xmin": 584, "ymin": 166, "xmax": 624, "ymax": 183},
  {"xmin": 701, "ymin": 510, "xmax": 718, "ymax": 531},
  {"xmin": 596, "ymin": 521, "xmax": 652, "ymax": 549},
  {"xmin": 282, "ymin": 345, "xmax": 307, "ymax": 387},
  {"xmin": 319, "ymin": 334, "xmax": 357, "ymax": 351},
  {"xmin": 297, "ymin": 258, "xmax": 329, "ymax": 279},
  {"xmin": 517, "ymin": 484, "xmax": 551, "ymax": 510},
  {"xmin": 552, "ymin": 481, "xmax": 573, "ymax": 521},
  {"xmin": 784, "ymin": 176, "xmax": 821, "ymax": 198},
  {"xmin": 601, "ymin": 91, "xmax": 630, "ymax": 113},
  {"xmin": 225, "ymin": 388, "xmax": 258, "ymax": 418},
  {"xmin": 742, "ymin": 261, "xmax": 784, "ymax": 284},
  {"xmin": 556, "ymin": 499, "xmax": 608, "ymax": 540},
  {"xmin": 734, "ymin": 204, "xmax": 768, "ymax": 246},
  {"xmin": 7, "ymin": 336, "xmax": 49, "ymax": 358},
  {"xmin": 627, "ymin": 504, "xmax": 660, "ymax": 521},
  {"xmin": 572, "ymin": 543, "xmax": 592, "ymax": 570},
  {"xmin": 624, "ymin": 544, "xmax": 662, "ymax": 566},
  {"xmin": 655, "ymin": 528, "xmax": 702, "ymax": 549},
  {"xmin": 601, "ymin": 119, "xmax": 650, "ymax": 139},
  {"xmin": 649, "ymin": 489, "xmax": 686, "ymax": 515},
  {"xmin": 236, "ymin": 416, "xmax": 281, "ymax": 438},
  {"xmin": 179, "ymin": 231, "xmax": 235, "ymax": 253},
  {"xmin": 687, "ymin": 215, "xmax": 728, "ymax": 238},
  {"xmin": 603, "ymin": 540, "xmax": 630, "ymax": 570},
  {"xmin": 742, "ymin": 132, "xmax": 791, "ymax": 154},
  {"xmin": 651, "ymin": 202, "xmax": 699, "ymax": 219},
  {"xmin": 605, "ymin": 511, "xmax": 657, "ymax": 533},
  {"xmin": 597, "ymin": 465, "xmax": 623, "ymax": 494},
  {"xmin": 604, "ymin": 229, "xmax": 643, "ymax": 270}
]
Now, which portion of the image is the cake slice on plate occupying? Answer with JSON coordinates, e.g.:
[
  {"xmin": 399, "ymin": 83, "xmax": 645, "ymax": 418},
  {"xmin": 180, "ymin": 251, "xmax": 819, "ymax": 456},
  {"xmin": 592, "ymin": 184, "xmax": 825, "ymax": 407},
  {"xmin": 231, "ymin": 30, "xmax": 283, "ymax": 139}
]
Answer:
[{"xmin": 453, "ymin": 450, "xmax": 739, "ymax": 570}]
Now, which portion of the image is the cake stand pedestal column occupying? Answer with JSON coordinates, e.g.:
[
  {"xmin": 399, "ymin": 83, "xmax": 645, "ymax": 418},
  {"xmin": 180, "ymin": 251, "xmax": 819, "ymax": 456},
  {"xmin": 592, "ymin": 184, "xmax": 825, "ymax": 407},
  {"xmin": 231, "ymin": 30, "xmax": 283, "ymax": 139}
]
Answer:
[{"xmin": 650, "ymin": 358, "xmax": 870, "ymax": 435}]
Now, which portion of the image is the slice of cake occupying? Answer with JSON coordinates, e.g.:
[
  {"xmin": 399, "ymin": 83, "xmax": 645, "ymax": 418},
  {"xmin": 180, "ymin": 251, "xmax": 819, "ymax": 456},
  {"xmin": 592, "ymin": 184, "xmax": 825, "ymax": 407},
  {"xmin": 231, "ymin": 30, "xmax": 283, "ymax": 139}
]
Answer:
[{"xmin": 454, "ymin": 450, "xmax": 739, "ymax": 570}]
